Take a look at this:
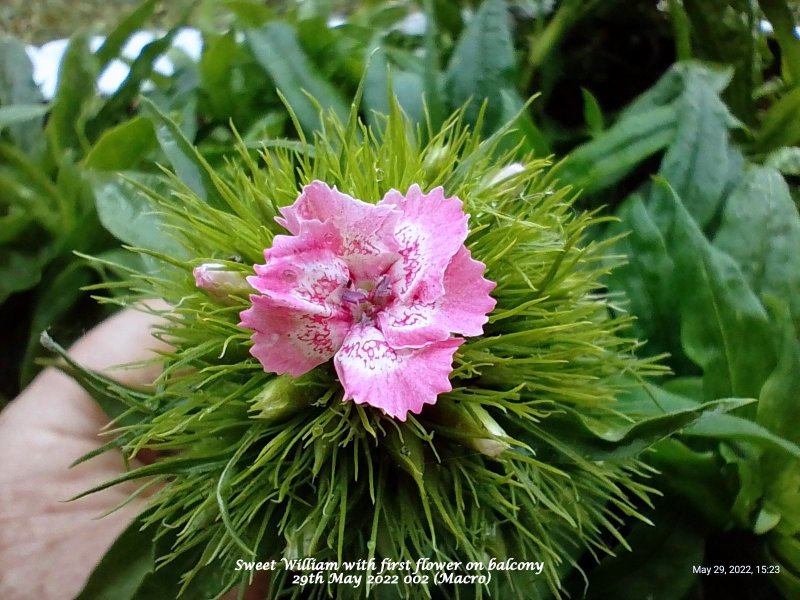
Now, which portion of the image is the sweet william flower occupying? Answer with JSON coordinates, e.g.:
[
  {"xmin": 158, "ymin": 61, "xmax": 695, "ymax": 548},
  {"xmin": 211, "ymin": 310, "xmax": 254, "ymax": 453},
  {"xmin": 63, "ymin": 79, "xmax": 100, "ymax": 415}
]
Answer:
[{"xmin": 238, "ymin": 181, "xmax": 496, "ymax": 420}]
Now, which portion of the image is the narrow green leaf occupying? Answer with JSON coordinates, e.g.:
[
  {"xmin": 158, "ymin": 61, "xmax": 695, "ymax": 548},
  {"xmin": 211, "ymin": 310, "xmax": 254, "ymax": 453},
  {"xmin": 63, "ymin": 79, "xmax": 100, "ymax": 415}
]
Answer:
[
  {"xmin": 557, "ymin": 105, "xmax": 677, "ymax": 192},
  {"xmin": 754, "ymin": 87, "xmax": 800, "ymax": 153},
  {"xmin": 444, "ymin": 0, "xmax": 515, "ymax": 131},
  {"xmin": 581, "ymin": 87, "xmax": 605, "ymax": 135},
  {"xmin": 0, "ymin": 104, "xmax": 48, "ymax": 131},
  {"xmin": 74, "ymin": 514, "xmax": 157, "ymax": 600},
  {"xmin": 543, "ymin": 397, "xmax": 753, "ymax": 461},
  {"xmin": 245, "ymin": 22, "xmax": 349, "ymax": 136},
  {"xmin": 83, "ymin": 117, "xmax": 157, "ymax": 171},
  {"xmin": 94, "ymin": 0, "xmax": 159, "ymax": 69},
  {"xmin": 45, "ymin": 33, "xmax": 97, "ymax": 157},
  {"xmin": 140, "ymin": 97, "xmax": 224, "ymax": 208},
  {"xmin": 657, "ymin": 70, "xmax": 743, "ymax": 228}
]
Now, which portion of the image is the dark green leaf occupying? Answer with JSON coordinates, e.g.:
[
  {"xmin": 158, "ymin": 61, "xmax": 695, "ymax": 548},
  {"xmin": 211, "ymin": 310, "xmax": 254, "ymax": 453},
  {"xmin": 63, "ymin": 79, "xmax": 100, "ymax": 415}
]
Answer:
[
  {"xmin": 581, "ymin": 87, "xmax": 604, "ymax": 135},
  {"xmin": 83, "ymin": 117, "xmax": 157, "ymax": 171},
  {"xmin": 0, "ymin": 104, "xmax": 48, "ymax": 131},
  {"xmin": 93, "ymin": 172, "xmax": 187, "ymax": 257},
  {"xmin": 556, "ymin": 105, "xmax": 677, "ymax": 193},
  {"xmin": 754, "ymin": 87, "xmax": 800, "ymax": 153},
  {"xmin": 662, "ymin": 184, "xmax": 777, "ymax": 399},
  {"xmin": 657, "ymin": 68, "xmax": 743, "ymax": 228},
  {"xmin": 140, "ymin": 97, "xmax": 224, "ymax": 209},
  {"xmin": 0, "ymin": 37, "xmax": 44, "ymax": 151},
  {"xmin": 245, "ymin": 22, "xmax": 349, "ymax": 136},
  {"xmin": 74, "ymin": 513, "xmax": 157, "ymax": 600},
  {"xmin": 45, "ymin": 34, "xmax": 97, "ymax": 157},
  {"xmin": 0, "ymin": 248, "xmax": 46, "ymax": 302},
  {"xmin": 713, "ymin": 165, "xmax": 800, "ymax": 329},
  {"xmin": 585, "ymin": 505, "xmax": 705, "ymax": 600},
  {"xmin": 444, "ymin": 0, "xmax": 515, "ymax": 131},
  {"xmin": 605, "ymin": 193, "xmax": 678, "ymax": 358},
  {"xmin": 542, "ymin": 397, "xmax": 752, "ymax": 461},
  {"xmin": 93, "ymin": 0, "xmax": 159, "ymax": 69}
]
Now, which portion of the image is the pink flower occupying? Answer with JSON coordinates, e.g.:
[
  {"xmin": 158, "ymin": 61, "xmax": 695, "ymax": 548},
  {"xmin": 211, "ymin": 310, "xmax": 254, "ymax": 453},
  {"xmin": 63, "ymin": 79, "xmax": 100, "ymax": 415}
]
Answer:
[{"xmin": 238, "ymin": 181, "xmax": 496, "ymax": 420}]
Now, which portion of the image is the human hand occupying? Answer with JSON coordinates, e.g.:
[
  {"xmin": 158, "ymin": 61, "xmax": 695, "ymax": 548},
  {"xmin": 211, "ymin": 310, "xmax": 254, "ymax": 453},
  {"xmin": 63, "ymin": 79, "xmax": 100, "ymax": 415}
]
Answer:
[{"xmin": 0, "ymin": 308, "xmax": 169, "ymax": 599}]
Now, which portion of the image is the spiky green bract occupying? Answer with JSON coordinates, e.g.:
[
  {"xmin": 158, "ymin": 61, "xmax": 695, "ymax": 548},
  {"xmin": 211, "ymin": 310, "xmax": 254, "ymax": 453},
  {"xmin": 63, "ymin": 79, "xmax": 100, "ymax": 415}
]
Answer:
[{"xmin": 75, "ymin": 100, "xmax": 664, "ymax": 600}]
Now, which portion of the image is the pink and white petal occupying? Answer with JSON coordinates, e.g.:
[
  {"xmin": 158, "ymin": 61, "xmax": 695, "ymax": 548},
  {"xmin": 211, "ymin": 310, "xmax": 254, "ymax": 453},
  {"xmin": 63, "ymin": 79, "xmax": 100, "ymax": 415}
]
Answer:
[
  {"xmin": 379, "ymin": 184, "xmax": 468, "ymax": 302},
  {"xmin": 438, "ymin": 245, "xmax": 496, "ymax": 336},
  {"xmin": 248, "ymin": 223, "xmax": 349, "ymax": 315},
  {"xmin": 265, "ymin": 219, "xmax": 343, "ymax": 261},
  {"xmin": 240, "ymin": 296, "xmax": 351, "ymax": 376},
  {"xmin": 334, "ymin": 322, "xmax": 463, "ymax": 420},
  {"xmin": 278, "ymin": 181, "xmax": 401, "ymax": 282},
  {"xmin": 378, "ymin": 246, "xmax": 495, "ymax": 348}
]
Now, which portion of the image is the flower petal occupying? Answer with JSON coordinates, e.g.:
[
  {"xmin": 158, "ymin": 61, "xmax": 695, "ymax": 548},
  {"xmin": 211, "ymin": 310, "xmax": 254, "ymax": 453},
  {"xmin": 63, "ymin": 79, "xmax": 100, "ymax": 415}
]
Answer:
[
  {"xmin": 277, "ymin": 181, "xmax": 400, "ymax": 282},
  {"xmin": 334, "ymin": 322, "xmax": 462, "ymax": 420},
  {"xmin": 248, "ymin": 221, "xmax": 349, "ymax": 315},
  {"xmin": 378, "ymin": 246, "xmax": 496, "ymax": 347},
  {"xmin": 241, "ymin": 297, "xmax": 351, "ymax": 376},
  {"xmin": 379, "ymin": 185, "xmax": 468, "ymax": 302}
]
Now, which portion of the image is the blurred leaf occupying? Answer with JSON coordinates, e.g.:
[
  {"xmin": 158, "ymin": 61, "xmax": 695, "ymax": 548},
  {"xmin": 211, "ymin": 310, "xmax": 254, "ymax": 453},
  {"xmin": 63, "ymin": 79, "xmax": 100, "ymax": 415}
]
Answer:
[
  {"xmin": 93, "ymin": 172, "xmax": 186, "ymax": 257},
  {"xmin": 0, "ymin": 37, "xmax": 44, "ymax": 151},
  {"xmin": 199, "ymin": 32, "xmax": 239, "ymax": 120},
  {"xmin": 226, "ymin": 1, "xmax": 271, "ymax": 27},
  {"xmin": 758, "ymin": 0, "xmax": 800, "ymax": 85},
  {"xmin": 444, "ymin": 0, "xmax": 515, "ymax": 131},
  {"xmin": 140, "ymin": 97, "xmax": 224, "ymax": 209},
  {"xmin": 83, "ymin": 116, "xmax": 157, "ymax": 171},
  {"xmin": 19, "ymin": 260, "xmax": 94, "ymax": 386},
  {"xmin": 421, "ymin": 0, "xmax": 445, "ymax": 133},
  {"xmin": 543, "ymin": 396, "xmax": 753, "ymax": 461},
  {"xmin": 0, "ymin": 249, "xmax": 46, "ymax": 303},
  {"xmin": 45, "ymin": 33, "xmax": 97, "ymax": 157},
  {"xmin": 94, "ymin": 0, "xmax": 158, "ymax": 69},
  {"xmin": 581, "ymin": 87, "xmax": 604, "ymax": 135},
  {"xmin": 662, "ymin": 184, "xmax": 777, "ymax": 399},
  {"xmin": 245, "ymin": 22, "xmax": 349, "ymax": 136},
  {"xmin": 88, "ymin": 26, "xmax": 182, "ymax": 140},
  {"xmin": 364, "ymin": 46, "xmax": 425, "ymax": 129},
  {"xmin": 74, "ymin": 512, "xmax": 158, "ymax": 600},
  {"xmin": 754, "ymin": 87, "xmax": 800, "ymax": 153},
  {"xmin": 657, "ymin": 68, "xmax": 743, "ymax": 228},
  {"xmin": 765, "ymin": 146, "xmax": 800, "ymax": 175},
  {"xmin": 557, "ymin": 105, "xmax": 677, "ymax": 193},
  {"xmin": 713, "ymin": 165, "xmax": 800, "ymax": 329},
  {"xmin": 498, "ymin": 89, "xmax": 549, "ymax": 157},
  {"xmin": 0, "ymin": 104, "xmax": 48, "ymax": 131},
  {"xmin": 585, "ymin": 505, "xmax": 705, "ymax": 600}
]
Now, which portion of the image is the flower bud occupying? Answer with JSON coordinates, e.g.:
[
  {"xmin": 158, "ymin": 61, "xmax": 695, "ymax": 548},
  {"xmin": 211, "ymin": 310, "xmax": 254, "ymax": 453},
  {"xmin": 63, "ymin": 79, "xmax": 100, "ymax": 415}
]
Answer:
[
  {"xmin": 427, "ymin": 399, "xmax": 510, "ymax": 458},
  {"xmin": 251, "ymin": 375, "xmax": 312, "ymax": 421},
  {"xmin": 193, "ymin": 263, "xmax": 250, "ymax": 303}
]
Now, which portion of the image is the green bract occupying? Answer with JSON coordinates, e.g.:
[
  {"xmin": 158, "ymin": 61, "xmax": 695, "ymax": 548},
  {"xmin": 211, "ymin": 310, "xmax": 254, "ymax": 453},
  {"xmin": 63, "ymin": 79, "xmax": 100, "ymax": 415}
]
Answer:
[{"xmin": 63, "ymin": 97, "xmax": 683, "ymax": 600}]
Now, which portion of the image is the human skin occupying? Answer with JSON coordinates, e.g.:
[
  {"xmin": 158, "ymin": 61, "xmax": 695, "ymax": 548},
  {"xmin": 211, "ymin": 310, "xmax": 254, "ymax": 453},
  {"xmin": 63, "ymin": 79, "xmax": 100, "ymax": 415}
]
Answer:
[
  {"xmin": 0, "ymin": 307, "xmax": 266, "ymax": 600},
  {"xmin": 0, "ymin": 308, "xmax": 167, "ymax": 599}
]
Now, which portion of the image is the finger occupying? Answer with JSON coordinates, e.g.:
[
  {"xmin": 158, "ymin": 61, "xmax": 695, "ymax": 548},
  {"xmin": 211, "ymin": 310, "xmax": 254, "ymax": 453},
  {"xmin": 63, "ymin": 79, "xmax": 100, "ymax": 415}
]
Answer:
[{"xmin": 0, "ymin": 302, "xmax": 171, "ymax": 437}]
